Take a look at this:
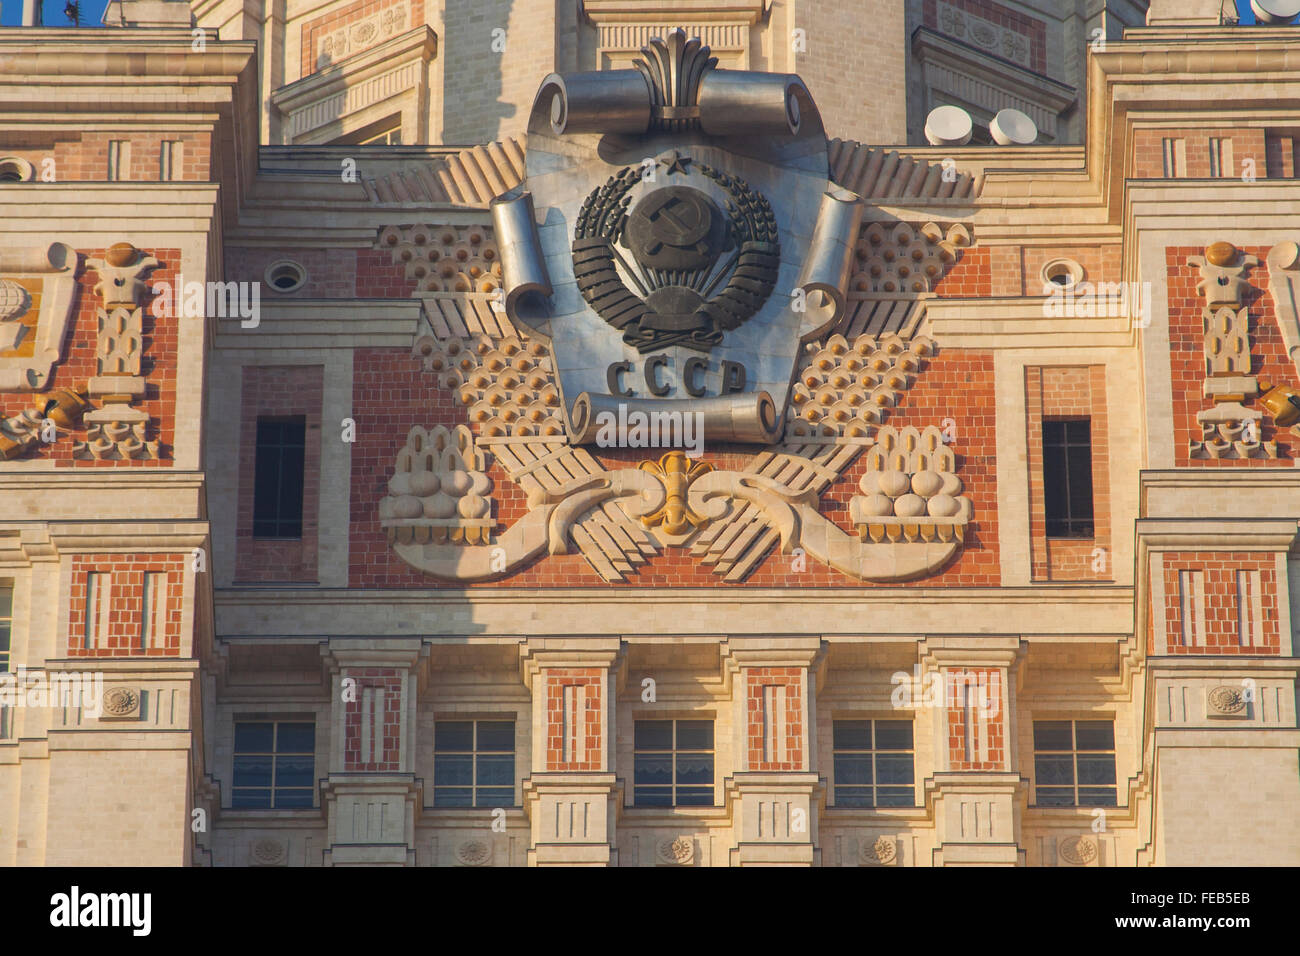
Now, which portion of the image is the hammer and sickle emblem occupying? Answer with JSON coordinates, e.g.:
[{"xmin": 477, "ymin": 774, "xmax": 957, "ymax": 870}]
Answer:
[{"xmin": 626, "ymin": 185, "xmax": 724, "ymax": 273}]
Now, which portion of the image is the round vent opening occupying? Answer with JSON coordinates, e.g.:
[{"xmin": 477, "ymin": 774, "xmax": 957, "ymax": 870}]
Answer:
[{"xmin": 265, "ymin": 260, "xmax": 307, "ymax": 293}]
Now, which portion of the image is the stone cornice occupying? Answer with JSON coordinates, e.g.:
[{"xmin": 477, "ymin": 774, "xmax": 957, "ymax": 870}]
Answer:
[
  {"xmin": 213, "ymin": 298, "xmax": 422, "ymax": 350},
  {"xmin": 1135, "ymin": 517, "xmax": 1299, "ymax": 551},
  {"xmin": 926, "ymin": 297, "xmax": 1134, "ymax": 348},
  {"xmin": 213, "ymin": 586, "xmax": 1136, "ymax": 640}
]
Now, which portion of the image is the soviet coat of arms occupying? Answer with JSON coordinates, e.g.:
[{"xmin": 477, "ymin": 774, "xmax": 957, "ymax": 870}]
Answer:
[{"xmin": 381, "ymin": 30, "xmax": 974, "ymax": 585}]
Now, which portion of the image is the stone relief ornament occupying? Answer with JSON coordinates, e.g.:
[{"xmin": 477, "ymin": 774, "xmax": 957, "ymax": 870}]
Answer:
[
  {"xmin": 455, "ymin": 839, "xmax": 492, "ymax": 866},
  {"xmin": 0, "ymin": 242, "xmax": 79, "ymax": 393},
  {"xmin": 377, "ymin": 29, "xmax": 976, "ymax": 586},
  {"xmin": 1208, "ymin": 685, "xmax": 1248, "ymax": 716},
  {"xmin": 250, "ymin": 837, "xmax": 288, "ymax": 866},
  {"xmin": 860, "ymin": 835, "xmax": 897, "ymax": 865},
  {"xmin": 101, "ymin": 686, "xmax": 141, "ymax": 719},
  {"xmin": 656, "ymin": 836, "xmax": 695, "ymax": 865},
  {"xmin": 1058, "ymin": 835, "xmax": 1099, "ymax": 866},
  {"xmin": 1187, "ymin": 242, "xmax": 1275, "ymax": 460},
  {"xmin": 77, "ymin": 242, "xmax": 162, "ymax": 461},
  {"xmin": 379, "ymin": 424, "xmax": 495, "ymax": 544}
]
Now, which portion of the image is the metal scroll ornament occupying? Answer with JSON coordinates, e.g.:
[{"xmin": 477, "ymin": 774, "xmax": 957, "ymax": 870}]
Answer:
[{"xmin": 572, "ymin": 161, "xmax": 780, "ymax": 354}]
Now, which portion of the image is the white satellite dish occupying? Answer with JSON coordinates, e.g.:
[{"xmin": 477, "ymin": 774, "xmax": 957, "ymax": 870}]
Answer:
[
  {"xmin": 924, "ymin": 105, "xmax": 973, "ymax": 147},
  {"xmin": 990, "ymin": 108, "xmax": 1038, "ymax": 146},
  {"xmin": 1252, "ymin": 0, "xmax": 1300, "ymax": 23}
]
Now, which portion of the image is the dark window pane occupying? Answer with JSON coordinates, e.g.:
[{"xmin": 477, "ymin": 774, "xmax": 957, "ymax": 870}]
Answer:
[
  {"xmin": 1078, "ymin": 787, "xmax": 1118, "ymax": 807},
  {"xmin": 634, "ymin": 787, "xmax": 672, "ymax": 807},
  {"xmin": 874, "ymin": 720, "xmax": 913, "ymax": 750},
  {"xmin": 433, "ymin": 787, "xmax": 473, "ymax": 808},
  {"xmin": 675, "ymin": 720, "xmax": 713, "ymax": 751},
  {"xmin": 435, "ymin": 754, "xmax": 473, "ymax": 787},
  {"xmin": 476, "ymin": 721, "xmax": 515, "ymax": 752},
  {"xmin": 232, "ymin": 788, "xmax": 271, "ymax": 809},
  {"xmin": 234, "ymin": 722, "xmax": 274, "ymax": 753},
  {"xmin": 835, "ymin": 754, "xmax": 873, "ymax": 786},
  {"xmin": 634, "ymin": 720, "xmax": 672, "ymax": 750},
  {"xmin": 1077, "ymin": 754, "xmax": 1116, "ymax": 786},
  {"xmin": 835, "ymin": 787, "xmax": 873, "ymax": 808},
  {"xmin": 475, "ymin": 754, "xmax": 514, "ymax": 787},
  {"xmin": 1036, "ymin": 787, "xmax": 1076, "ymax": 807},
  {"xmin": 252, "ymin": 417, "xmax": 306, "ymax": 539},
  {"xmin": 876, "ymin": 787, "xmax": 914, "ymax": 807},
  {"xmin": 476, "ymin": 787, "xmax": 513, "ymax": 808},
  {"xmin": 634, "ymin": 754, "xmax": 672, "ymax": 786},
  {"xmin": 273, "ymin": 789, "xmax": 314, "ymax": 809},
  {"xmin": 675, "ymin": 754, "xmax": 713, "ymax": 785},
  {"xmin": 0, "ymin": 587, "xmax": 11, "ymax": 617},
  {"xmin": 1043, "ymin": 418, "xmax": 1093, "ymax": 537},
  {"xmin": 1075, "ymin": 721, "xmax": 1114, "ymax": 751},
  {"xmin": 875, "ymin": 753, "xmax": 914, "ymax": 786},
  {"xmin": 833, "ymin": 720, "xmax": 871, "ymax": 750},
  {"xmin": 435, "ymin": 722, "xmax": 473, "ymax": 752},
  {"xmin": 276, "ymin": 723, "xmax": 315, "ymax": 753},
  {"xmin": 1033, "ymin": 721, "xmax": 1073, "ymax": 751},
  {"xmin": 274, "ymin": 755, "xmax": 314, "ymax": 788},
  {"xmin": 675, "ymin": 787, "xmax": 713, "ymax": 806},
  {"xmin": 233, "ymin": 755, "xmax": 273, "ymax": 788},
  {"xmin": 1035, "ymin": 754, "xmax": 1075, "ymax": 787}
]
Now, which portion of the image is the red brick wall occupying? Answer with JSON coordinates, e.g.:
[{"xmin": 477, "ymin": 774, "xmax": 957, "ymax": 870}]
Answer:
[
  {"xmin": 0, "ymin": 131, "xmax": 211, "ymax": 182},
  {"xmin": 934, "ymin": 245, "xmax": 1123, "ymax": 298},
  {"xmin": 0, "ymin": 247, "xmax": 179, "ymax": 466},
  {"xmin": 1134, "ymin": 128, "xmax": 1268, "ymax": 179},
  {"xmin": 1158, "ymin": 551, "xmax": 1280, "ymax": 655},
  {"xmin": 67, "ymin": 553, "xmax": 185, "ymax": 657},
  {"xmin": 300, "ymin": 0, "xmax": 425, "ymax": 78},
  {"xmin": 1025, "ymin": 366, "xmax": 1111, "ymax": 581},
  {"xmin": 234, "ymin": 365, "xmax": 323, "ymax": 583},
  {"xmin": 1167, "ymin": 245, "xmax": 1296, "ymax": 466},
  {"xmin": 922, "ymin": 0, "xmax": 1046, "ymax": 74},
  {"xmin": 543, "ymin": 668, "xmax": 602, "ymax": 771},
  {"xmin": 945, "ymin": 667, "xmax": 1005, "ymax": 771},
  {"xmin": 745, "ymin": 667, "xmax": 804, "ymax": 772},
  {"xmin": 343, "ymin": 668, "xmax": 403, "ymax": 771},
  {"xmin": 348, "ymin": 345, "xmax": 1001, "ymax": 587}
]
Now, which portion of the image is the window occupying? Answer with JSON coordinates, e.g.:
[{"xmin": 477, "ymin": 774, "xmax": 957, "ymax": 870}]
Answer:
[
  {"xmin": 833, "ymin": 719, "xmax": 914, "ymax": 807},
  {"xmin": 1043, "ymin": 418, "xmax": 1094, "ymax": 538},
  {"xmin": 1033, "ymin": 720, "xmax": 1117, "ymax": 807},
  {"xmin": 252, "ymin": 417, "xmax": 306, "ymax": 538},
  {"xmin": 633, "ymin": 719, "xmax": 713, "ymax": 807},
  {"xmin": 434, "ymin": 720, "xmax": 515, "ymax": 807},
  {"xmin": 0, "ymin": 586, "xmax": 11, "ymax": 673},
  {"xmin": 232, "ymin": 721, "xmax": 315, "ymax": 808}
]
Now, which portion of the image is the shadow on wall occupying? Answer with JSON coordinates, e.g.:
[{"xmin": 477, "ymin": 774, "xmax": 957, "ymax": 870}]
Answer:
[{"xmin": 442, "ymin": 0, "xmax": 517, "ymax": 144}]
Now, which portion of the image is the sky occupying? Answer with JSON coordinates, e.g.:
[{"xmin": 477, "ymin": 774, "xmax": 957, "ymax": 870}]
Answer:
[{"xmin": 0, "ymin": 1, "xmax": 1266, "ymax": 35}]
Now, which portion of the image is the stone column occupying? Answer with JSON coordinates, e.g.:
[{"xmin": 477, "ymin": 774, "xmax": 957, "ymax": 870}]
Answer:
[
  {"xmin": 320, "ymin": 638, "xmax": 425, "ymax": 866},
  {"xmin": 721, "ymin": 636, "xmax": 824, "ymax": 866},
  {"xmin": 519, "ymin": 638, "xmax": 623, "ymax": 866},
  {"xmin": 920, "ymin": 636, "xmax": 1026, "ymax": 866}
]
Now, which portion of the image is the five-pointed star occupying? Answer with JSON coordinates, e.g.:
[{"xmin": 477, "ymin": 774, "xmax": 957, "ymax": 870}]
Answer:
[{"xmin": 658, "ymin": 151, "xmax": 692, "ymax": 176}]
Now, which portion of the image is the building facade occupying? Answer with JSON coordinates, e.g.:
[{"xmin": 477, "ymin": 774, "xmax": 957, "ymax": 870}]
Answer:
[{"xmin": 2, "ymin": 0, "xmax": 1300, "ymax": 867}]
